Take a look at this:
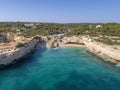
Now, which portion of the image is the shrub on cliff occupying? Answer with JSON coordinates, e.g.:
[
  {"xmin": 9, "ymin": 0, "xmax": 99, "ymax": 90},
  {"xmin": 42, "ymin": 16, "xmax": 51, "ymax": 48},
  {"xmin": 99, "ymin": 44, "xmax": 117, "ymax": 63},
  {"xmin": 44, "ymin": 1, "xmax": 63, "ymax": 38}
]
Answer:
[
  {"xmin": 95, "ymin": 37, "xmax": 113, "ymax": 45},
  {"xmin": 102, "ymin": 38, "xmax": 113, "ymax": 45},
  {"xmin": 15, "ymin": 43, "xmax": 25, "ymax": 48},
  {"xmin": 33, "ymin": 36, "xmax": 40, "ymax": 40}
]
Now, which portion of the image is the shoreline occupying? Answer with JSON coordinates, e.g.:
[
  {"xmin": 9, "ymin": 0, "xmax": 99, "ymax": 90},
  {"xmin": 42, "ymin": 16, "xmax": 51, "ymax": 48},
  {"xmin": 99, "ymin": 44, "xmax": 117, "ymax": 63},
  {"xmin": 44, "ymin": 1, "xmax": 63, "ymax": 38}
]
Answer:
[
  {"xmin": 0, "ymin": 37, "xmax": 40, "ymax": 69},
  {"xmin": 60, "ymin": 43, "xmax": 85, "ymax": 47},
  {"xmin": 86, "ymin": 49, "xmax": 119, "ymax": 64},
  {"xmin": 60, "ymin": 43, "xmax": 119, "ymax": 64},
  {"xmin": 84, "ymin": 41, "xmax": 120, "ymax": 64},
  {"xmin": 61, "ymin": 44, "xmax": 120, "ymax": 64},
  {"xmin": 1, "ymin": 35, "xmax": 119, "ymax": 69},
  {"xmin": 45, "ymin": 34, "xmax": 120, "ymax": 64},
  {"xmin": 46, "ymin": 43, "xmax": 85, "ymax": 48}
]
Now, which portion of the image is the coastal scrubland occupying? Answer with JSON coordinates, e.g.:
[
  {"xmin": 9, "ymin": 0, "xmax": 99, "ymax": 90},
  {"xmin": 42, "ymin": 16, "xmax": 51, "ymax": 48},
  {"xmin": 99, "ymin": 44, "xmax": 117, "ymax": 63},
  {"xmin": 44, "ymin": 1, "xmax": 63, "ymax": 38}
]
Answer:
[
  {"xmin": 0, "ymin": 22, "xmax": 120, "ymax": 44},
  {"xmin": 0, "ymin": 22, "xmax": 120, "ymax": 65}
]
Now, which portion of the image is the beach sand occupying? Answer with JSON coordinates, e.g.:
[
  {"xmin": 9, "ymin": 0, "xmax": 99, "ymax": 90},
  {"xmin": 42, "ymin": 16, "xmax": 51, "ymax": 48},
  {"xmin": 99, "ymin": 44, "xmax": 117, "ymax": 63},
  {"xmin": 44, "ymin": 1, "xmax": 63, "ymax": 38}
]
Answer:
[{"xmin": 60, "ymin": 44, "xmax": 85, "ymax": 47}]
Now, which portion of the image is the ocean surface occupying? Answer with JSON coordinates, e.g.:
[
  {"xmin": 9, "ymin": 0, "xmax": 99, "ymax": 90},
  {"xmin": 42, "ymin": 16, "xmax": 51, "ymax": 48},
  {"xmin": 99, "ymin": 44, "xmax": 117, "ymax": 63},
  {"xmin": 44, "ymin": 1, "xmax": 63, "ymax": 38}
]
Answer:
[{"xmin": 0, "ymin": 47, "xmax": 120, "ymax": 90}]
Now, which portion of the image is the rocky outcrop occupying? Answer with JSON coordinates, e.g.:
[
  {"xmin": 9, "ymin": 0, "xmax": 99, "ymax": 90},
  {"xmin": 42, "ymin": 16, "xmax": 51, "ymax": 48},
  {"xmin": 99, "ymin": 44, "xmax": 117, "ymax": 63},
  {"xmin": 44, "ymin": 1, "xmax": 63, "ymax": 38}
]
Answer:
[
  {"xmin": 0, "ymin": 37, "xmax": 40, "ymax": 68},
  {"xmin": 62, "ymin": 36, "xmax": 84, "ymax": 44},
  {"xmin": 41, "ymin": 35, "xmax": 120, "ymax": 64},
  {"xmin": 44, "ymin": 36, "xmax": 60, "ymax": 48},
  {"xmin": 62, "ymin": 36, "xmax": 120, "ymax": 64},
  {"xmin": 84, "ymin": 39, "xmax": 120, "ymax": 64},
  {"xmin": 49, "ymin": 41, "xmax": 59, "ymax": 48}
]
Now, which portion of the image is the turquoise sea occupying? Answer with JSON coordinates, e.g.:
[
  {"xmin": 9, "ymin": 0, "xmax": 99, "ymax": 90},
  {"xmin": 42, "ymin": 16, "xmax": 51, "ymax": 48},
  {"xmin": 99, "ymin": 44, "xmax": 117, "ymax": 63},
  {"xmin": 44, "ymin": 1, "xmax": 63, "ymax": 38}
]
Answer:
[{"xmin": 0, "ymin": 47, "xmax": 120, "ymax": 90}]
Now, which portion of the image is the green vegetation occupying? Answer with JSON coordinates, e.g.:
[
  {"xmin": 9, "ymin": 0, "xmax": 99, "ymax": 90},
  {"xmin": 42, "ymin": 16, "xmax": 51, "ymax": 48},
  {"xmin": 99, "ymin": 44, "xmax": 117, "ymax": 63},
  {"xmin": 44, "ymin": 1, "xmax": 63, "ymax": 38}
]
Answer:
[
  {"xmin": 89, "ymin": 23, "xmax": 120, "ymax": 36},
  {"xmin": 15, "ymin": 43, "xmax": 25, "ymax": 48},
  {"xmin": 95, "ymin": 36, "xmax": 120, "ymax": 45},
  {"xmin": 67, "ymin": 23, "xmax": 120, "ymax": 37},
  {"xmin": 22, "ymin": 23, "xmax": 71, "ymax": 37},
  {"xmin": 95, "ymin": 37, "xmax": 113, "ymax": 45},
  {"xmin": 0, "ymin": 22, "xmax": 120, "ymax": 37},
  {"xmin": 0, "ymin": 22, "xmax": 34, "ymax": 33},
  {"xmin": 0, "ymin": 22, "xmax": 120, "ymax": 45}
]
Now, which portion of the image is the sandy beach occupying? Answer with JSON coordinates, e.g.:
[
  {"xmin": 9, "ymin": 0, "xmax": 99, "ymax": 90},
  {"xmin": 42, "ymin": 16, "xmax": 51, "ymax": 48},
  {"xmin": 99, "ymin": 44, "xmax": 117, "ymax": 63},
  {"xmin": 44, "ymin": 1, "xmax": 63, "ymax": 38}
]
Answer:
[{"xmin": 60, "ymin": 43, "xmax": 85, "ymax": 47}]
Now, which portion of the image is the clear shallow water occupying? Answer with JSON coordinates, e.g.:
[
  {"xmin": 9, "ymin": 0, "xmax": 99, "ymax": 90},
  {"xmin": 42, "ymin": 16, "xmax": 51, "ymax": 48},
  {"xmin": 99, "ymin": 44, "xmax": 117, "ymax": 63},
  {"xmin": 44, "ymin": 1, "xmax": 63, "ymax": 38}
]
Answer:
[{"xmin": 0, "ymin": 47, "xmax": 120, "ymax": 90}]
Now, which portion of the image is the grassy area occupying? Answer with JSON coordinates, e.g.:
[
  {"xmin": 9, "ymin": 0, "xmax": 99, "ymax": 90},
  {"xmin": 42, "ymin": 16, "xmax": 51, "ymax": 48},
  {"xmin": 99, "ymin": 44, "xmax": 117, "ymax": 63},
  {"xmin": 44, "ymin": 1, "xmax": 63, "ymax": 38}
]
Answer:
[
  {"xmin": 15, "ymin": 43, "xmax": 25, "ymax": 48},
  {"xmin": 95, "ymin": 37, "xmax": 120, "ymax": 45},
  {"xmin": 0, "ymin": 22, "xmax": 120, "ymax": 45}
]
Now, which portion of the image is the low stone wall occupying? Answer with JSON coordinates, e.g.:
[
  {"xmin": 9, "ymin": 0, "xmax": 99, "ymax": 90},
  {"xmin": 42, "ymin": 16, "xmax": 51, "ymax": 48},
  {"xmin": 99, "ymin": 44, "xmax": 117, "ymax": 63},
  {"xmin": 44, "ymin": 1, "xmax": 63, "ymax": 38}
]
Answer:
[{"xmin": 0, "ymin": 37, "xmax": 40, "ymax": 68}]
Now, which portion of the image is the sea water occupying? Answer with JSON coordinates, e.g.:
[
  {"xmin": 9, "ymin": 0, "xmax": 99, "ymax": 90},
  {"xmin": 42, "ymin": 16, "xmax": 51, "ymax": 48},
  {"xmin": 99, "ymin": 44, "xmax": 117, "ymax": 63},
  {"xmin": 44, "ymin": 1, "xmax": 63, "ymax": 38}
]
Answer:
[{"xmin": 0, "ymin": 47, "xmax": 120, "ymax": 90}]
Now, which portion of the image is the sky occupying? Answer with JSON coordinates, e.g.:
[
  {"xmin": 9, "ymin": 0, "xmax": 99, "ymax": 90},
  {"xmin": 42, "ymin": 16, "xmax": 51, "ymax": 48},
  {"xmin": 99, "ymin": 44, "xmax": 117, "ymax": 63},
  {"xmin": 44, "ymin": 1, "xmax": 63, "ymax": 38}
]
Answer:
[{"xmin": 0, "ymin": 0, "xmax": 120, "ymax": 23}]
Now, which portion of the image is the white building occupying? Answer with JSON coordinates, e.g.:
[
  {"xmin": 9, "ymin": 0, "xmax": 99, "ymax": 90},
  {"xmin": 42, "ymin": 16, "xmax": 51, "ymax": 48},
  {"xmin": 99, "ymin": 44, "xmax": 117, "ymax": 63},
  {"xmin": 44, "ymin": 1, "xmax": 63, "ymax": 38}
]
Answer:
[
  {"xmin": 24, "ymin": 23, "xmax": 34, "ymax": 27},
  {"xmin": 96, "ymin": 25, "xmax": 102, "ymax": 28}
]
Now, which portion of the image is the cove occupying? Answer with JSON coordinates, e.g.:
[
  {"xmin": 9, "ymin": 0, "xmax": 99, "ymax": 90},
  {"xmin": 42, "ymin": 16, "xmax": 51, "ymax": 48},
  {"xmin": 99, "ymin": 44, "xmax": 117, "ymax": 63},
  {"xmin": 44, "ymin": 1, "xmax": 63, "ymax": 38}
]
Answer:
[{"xmin": 0, "ymin": 47, "xmax": 120, "ymax": 90}]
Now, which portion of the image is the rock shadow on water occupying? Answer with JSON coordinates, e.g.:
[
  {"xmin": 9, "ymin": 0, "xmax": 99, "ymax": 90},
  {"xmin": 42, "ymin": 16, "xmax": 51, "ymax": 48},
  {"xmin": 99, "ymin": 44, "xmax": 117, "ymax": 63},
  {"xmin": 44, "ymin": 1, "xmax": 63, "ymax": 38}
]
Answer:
[
  {"xmin": 0, "ymin": 41, "xmax": 47, "ymax": 70},
  {"xmin": 53, "ymin": 70, "xmax": 120, "ymax": 90}
]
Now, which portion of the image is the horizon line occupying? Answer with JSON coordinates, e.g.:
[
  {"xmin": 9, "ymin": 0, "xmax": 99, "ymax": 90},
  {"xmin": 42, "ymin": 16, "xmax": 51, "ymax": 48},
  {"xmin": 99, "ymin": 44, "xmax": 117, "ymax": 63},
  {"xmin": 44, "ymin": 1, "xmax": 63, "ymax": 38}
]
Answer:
[{"xmin": 0, "ymin": 21, "xmax": 120, "ymax": 24}]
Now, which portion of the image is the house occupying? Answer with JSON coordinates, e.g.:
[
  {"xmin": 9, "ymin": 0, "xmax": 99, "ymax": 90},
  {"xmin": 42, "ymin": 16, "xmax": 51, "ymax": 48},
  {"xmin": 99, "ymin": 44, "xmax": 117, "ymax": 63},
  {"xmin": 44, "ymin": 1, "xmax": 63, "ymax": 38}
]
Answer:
[
  {"xmin": 24, "ymin": 23, "xmax": 34, "ymax": 27},
  {"xmin": 96, "ymin": 25, "xmax": 102, "ymax": 28}
]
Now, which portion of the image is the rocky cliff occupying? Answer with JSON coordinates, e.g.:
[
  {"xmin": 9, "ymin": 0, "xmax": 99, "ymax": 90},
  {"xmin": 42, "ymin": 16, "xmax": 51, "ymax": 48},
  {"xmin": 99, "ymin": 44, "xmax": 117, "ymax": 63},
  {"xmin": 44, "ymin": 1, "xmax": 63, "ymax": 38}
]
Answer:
[
  {"xmin": 62, "ymin": 36, "xmax": 84, "ymax": 44},
  {"xmin": 84, "ymin": 39, "xmax": 120, "ymax": 64},
  {"xmin": 0, "ymin": 37, "xmax": 40, "ymax": 68},
  {"xmin": 38, "ymin": 35, "xmax": 120, "ymax": 64},
  {"xmin": 62, "ymin": 36, "xmax": 120, "ymax": 64}
]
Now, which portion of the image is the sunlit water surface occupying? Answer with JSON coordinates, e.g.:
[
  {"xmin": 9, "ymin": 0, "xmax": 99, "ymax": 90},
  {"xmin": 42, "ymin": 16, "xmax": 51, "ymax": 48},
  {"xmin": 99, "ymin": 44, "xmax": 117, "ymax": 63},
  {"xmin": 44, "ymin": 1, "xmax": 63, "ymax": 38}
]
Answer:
[{"xmin": 0, "ymin": 47, "xmax": 120, "ymax": 90}]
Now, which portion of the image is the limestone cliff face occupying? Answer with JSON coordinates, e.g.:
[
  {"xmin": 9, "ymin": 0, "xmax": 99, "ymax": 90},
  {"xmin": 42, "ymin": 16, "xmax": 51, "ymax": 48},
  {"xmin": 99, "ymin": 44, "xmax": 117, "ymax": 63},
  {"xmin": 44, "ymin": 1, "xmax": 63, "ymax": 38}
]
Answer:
[
  {"xmin": 44, "ymin": 36, "xmax": 60, "ymax": 48},
  {"xmin": 62, "ymin": 36, "xmax": 120, "ymax": 63},
  {"xmin": 84, "ymin": 40, "xmax": 120, "ymax": 63},
  {"xmin": 0, "ymin": 38, "xmax": 40, "ymax": 67},
  {"xmin": 4, "ymin": 35, "xmax": 118, "ymax": 65},
  {"xmin": 62, "ymin": 36, "xmax": 84, "ymax": 44}
]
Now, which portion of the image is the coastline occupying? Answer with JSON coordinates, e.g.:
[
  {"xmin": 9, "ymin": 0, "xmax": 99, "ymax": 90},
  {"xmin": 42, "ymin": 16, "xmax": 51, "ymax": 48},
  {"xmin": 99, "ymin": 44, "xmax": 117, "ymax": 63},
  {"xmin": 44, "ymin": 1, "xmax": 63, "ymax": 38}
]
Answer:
[
  {"xmin": 84, "ymin": 41, "xmax": 120, "ymax": 64},
  {"xmin": 0, "ymin": 37, "xmax": 40, "ymax": 68},
  {"xmin": 86, "ymin": 49, "xmax": 119, "ymax": 64},
  {"xmin": 60, "ymin": 43, "xmax": 119, "ymax": 64},
  {"xmin": 59, "ymin": 43, "xmax": 85, "ymax": 47},
  {"xmin": 45, "ymin": 35, "xmax": 120, "ymax": 64},
  {"xmin": 1, "ymin": 35, "xmax": 120, "ymax": 69}
]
